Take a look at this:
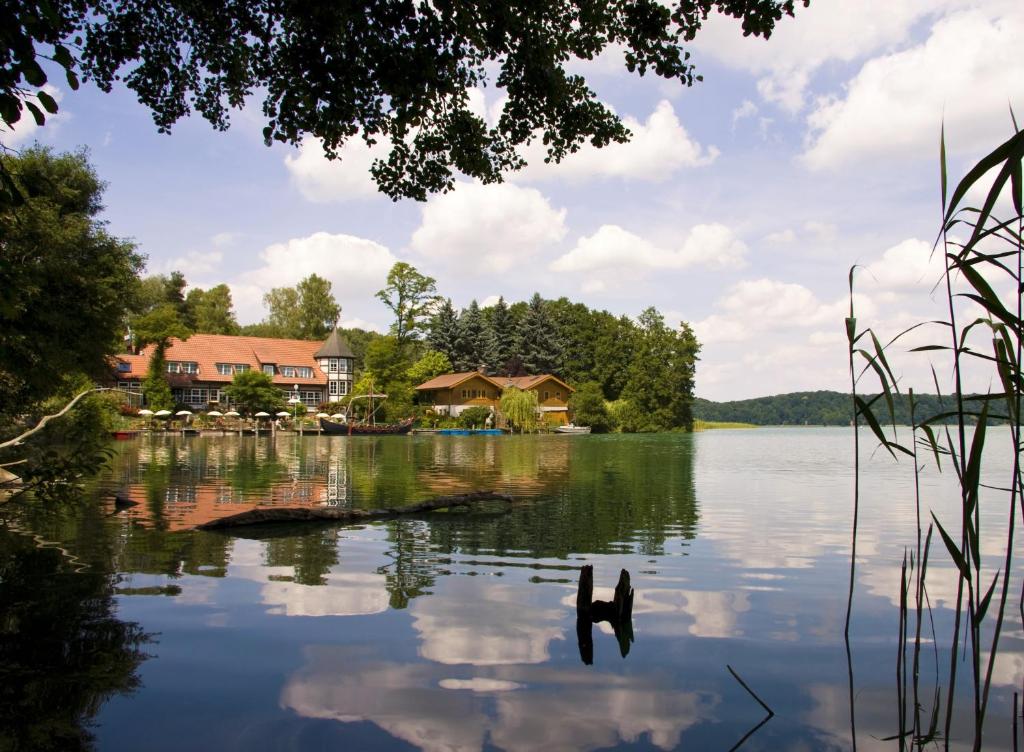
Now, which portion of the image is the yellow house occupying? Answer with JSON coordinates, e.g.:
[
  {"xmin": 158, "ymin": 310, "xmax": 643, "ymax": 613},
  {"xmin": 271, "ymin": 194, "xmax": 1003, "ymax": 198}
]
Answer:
[{"xmin": 414, "ymin": 371, "xmax": 575, "ymax": 425}]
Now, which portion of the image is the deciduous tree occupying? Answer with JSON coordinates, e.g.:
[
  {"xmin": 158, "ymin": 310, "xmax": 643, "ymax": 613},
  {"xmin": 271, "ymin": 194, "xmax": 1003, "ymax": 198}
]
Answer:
[
  {"xmin": 375, "ymin": 262, "xmax": 439, "ymax": 346},
  {"xmin": 0, "ymin": 146, "xmax": 142, "ymax": 419},
  {"xmin": 223, "ymin": 370, "xmax": 284, "ymax": 416},
  {"xmin": 185, "ymin": 284, "xmax": 240, "ymax": 335}
]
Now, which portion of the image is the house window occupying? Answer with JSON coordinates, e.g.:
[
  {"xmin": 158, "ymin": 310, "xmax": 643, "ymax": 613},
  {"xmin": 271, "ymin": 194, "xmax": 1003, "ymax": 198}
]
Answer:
[
  {"xmin": 328, "ymin": 359, "xmax": 338, "ymax": 373},
  {"xmin": 210, "ymin": 389, "xmax": 220, "ymax": 403},
  {"xmin": 234, "ymin": 364, "xmax": 249, "ymax": 373},
  {"xmin": 301, "ymin": 391, "xmax": 320, "ymax": 407},
  {"xmin": 339, "ymin": 381, "xmax": 349, "ymax": 396},
  {"xmin": 216, "ymin": 363, "xmax": 233, "ymax": 375},
  {"xmin": 262, "ymin": 364, "xmax": 275, "ymax": 376},
  {"xmin": 340, "ymin": 359, "xmax": 351, "ymax": 373},
  {"xmin": 297, "ymin": 367, "xmax": 312, "ymax": 378},
  {"xmin": 543, "ymin": 390, "xmax": 550, "ymax": 400},
  {"xmin": 462, "ymin": 389, "xmax": 467, "ymax": 398},
  {"xmin": 281, "ymin": 366, "xmax": 295, "ymax": 378},
  {"xmin": 556, "ymin": 391, "xmax": 562, "ymax": 400},
  {"xmin": 117, "ymin": 362, "xmax": 131, "ymax": 373},
  {"xmin": 166, "ymin": 361, "xmax": 198, "ymax": 374},
  {"xmin": 329, "ymin": 381, "xmax": 339, "ymax": 396}
]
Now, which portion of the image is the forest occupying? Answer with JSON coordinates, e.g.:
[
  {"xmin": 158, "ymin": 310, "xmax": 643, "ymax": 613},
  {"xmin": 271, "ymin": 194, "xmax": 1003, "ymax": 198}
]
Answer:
[{"xmin": 693, "ymin": 390, "xmax": 968, "ymax": 426}]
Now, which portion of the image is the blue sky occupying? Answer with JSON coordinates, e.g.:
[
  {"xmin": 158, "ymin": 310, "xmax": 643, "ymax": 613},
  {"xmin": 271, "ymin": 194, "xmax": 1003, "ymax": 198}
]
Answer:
[{"xmin": 4, "ymin": 1, "xmax": 1022, "ymax": 400}]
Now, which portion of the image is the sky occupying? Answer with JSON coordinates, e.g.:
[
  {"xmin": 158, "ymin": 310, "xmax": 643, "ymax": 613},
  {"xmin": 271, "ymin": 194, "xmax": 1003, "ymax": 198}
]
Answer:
[{"xmin": 4, "ymin": 0, "xmax": 1023, "ymax": 401}]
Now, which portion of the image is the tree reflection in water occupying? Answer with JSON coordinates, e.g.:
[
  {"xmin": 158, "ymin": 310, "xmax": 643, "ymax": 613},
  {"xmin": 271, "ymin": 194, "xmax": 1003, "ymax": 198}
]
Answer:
[{"xmin": 0, "ymin": 528, "xmax": 149, "ymax": 751}]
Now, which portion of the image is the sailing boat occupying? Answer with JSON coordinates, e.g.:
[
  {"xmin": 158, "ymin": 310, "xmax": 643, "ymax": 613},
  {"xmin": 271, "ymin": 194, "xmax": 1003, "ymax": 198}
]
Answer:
[{"xmin": 319, "ymin": 386, "xmax": 414, "ymax": 435}]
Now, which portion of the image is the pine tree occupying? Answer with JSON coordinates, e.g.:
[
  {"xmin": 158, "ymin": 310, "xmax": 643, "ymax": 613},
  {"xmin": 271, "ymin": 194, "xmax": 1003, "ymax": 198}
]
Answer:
[
  {"xmin": 427, "ymin": 298, "xmax": 460, "ymax": 365},
  {"xmin": 485, "ymin": 296, "xmax": 515, "ymax": 375},
  {"xmin": 455, "ymin": 300, "xmax": 489, "ymax": 371},
  {"xmin": 516, "ymin": 293, "xmax": 561, "ymax": 375}
]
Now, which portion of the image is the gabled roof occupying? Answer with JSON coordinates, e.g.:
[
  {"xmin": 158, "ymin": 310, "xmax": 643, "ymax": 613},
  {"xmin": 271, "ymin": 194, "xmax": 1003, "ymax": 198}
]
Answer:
[
  {"xmin": 499, "ymin": 374, "xmax": 575, "ymax": 393},
  {"xmin": 314, "ymin": 329, "xmax": 355, "ymax": 358},
  {"xmin": 414, "ymin": 371, "xmax": 574, "ymax": 393},
  {"xmin": 414, "ymin": 371, "xmax": 505, "ymax": 391}
]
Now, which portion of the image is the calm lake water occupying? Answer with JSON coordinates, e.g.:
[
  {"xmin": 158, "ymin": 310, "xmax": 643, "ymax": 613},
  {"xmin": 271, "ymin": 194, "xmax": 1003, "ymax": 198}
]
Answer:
[{"xmin": 2, "ymin": 428, "xmax": 1023, "ymax": 751}]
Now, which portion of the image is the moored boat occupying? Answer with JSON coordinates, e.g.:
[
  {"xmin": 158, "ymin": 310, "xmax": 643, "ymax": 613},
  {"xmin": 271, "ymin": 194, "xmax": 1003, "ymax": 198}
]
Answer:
[
  {"xmin": 320, "ymin": 417, "xmax": 415, "ymax": 435},
  {"xmin": 555, "ymin": 424, "xmax": 591, "ymax": 434}
]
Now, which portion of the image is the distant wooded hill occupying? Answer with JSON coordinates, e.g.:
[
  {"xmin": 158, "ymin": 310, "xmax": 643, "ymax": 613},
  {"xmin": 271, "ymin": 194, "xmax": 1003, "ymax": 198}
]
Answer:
[{"xmin": 693, "ymin": 391, "xmax": 970, "ymax": 426}]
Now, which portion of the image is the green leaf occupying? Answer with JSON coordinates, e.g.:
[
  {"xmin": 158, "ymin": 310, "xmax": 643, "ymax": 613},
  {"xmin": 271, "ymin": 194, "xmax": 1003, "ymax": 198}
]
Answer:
[
  {"xmin": 945, "ymin": 130, "xmax": 1024, "ymax": 222},
  {"xmin": 931, "ymin": 513, "xmax": 971, "ymax": 583},
  {"xmin": 920, "ymin": 424, "xmax": 942, "ymax": 470},
  {"xmin": 22, "ymin": 59, "xmax": 47, "ymax": 88},
  {"xmin": 24, "ymin": 100, "xmax": 44, "ymax": 126},
  {"xmin": 854, "ymin": 394, "xmax": 896, "ymax": 459},
  {"xmin": 36, "ymin": 89, "xmax": 58, "ymax": 115},
  {"xmin": 940, "ymin": 122, "xmax": 948, "ymax": 212},
  {"xmin": 975, "ymin": 570, "xmax": 1000, "ymax": 625}
]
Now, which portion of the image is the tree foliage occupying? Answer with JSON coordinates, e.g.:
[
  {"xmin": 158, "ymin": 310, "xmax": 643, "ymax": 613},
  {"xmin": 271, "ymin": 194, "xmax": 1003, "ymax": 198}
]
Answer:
[
  {"xmin": 406, "ymin": 350, "xmax": 453, "ymax": 386},
  {"xmin": 516, "ymin": 293, "xmax": 562, "ymax": 375},
  {"xmin": 222, "ymin": 370, "xmax": 284, "ymax": 416},
  {"xmin": 620, "ymin": 308, "xmax": 699, "ymax": 431},
  {"xmin": 0, "ymin": 146, "xmax": 142, "ymax": 419},
  {"xmin": 427, "ymin": 298, "xmax": 460, "ymax": 366},
  {"xmin": 375, "ymin": 262, "xmax": 439, "ymax": 345},
  {"xmin": 185, "ymin": 283, "xmax": 239, "ymax": 335},
  {"xmin": 568, "ymin": 382, "xmax": 613, "ymax": 433},
  {"xmin": 500, "ymin": 387, "xmax": 539, "ymax": 434},
  {"xmin": 262, "ymin": 274, "xmax": 340, "ymax": 340},
  {"xmin": 1, "ymin": 1, "xmax": 804, "ymax": 202},
  {"xmin": 455, "ymin": 300, "xmax": 492, "ymax": 372}
]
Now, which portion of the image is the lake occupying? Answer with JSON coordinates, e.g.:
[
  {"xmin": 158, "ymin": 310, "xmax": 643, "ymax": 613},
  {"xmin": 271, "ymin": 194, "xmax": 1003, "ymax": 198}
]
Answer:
[{"xmin": 2, "ymin": 428, "xmax": 1022, "ymax": 751}]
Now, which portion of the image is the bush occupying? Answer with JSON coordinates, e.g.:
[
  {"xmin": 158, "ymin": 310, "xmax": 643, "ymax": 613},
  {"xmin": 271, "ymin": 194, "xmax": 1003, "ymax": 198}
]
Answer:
[
  {"xmin": 608, "ymin": 399, "xmax": 650, "ymax": 433},
  {"xmin": 459, "ymin": 405, "xmax": 493, "ymax": 428},
  {"xmin": 568, "ymin": 381, "xmax": 613, "ymax": 433}
]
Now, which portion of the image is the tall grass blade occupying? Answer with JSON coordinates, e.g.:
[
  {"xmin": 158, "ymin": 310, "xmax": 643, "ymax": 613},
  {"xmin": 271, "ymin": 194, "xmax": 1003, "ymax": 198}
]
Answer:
[{"xmin": 932, "ymin": 514, "xmax": 972, "ymax": 583}]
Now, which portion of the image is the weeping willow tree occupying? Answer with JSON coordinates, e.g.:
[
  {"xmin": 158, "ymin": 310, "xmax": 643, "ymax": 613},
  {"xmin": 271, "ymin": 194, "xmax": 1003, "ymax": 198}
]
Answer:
[{"xmin": 500, "ymin": 387, "xmax": 539, "ymax": 434}]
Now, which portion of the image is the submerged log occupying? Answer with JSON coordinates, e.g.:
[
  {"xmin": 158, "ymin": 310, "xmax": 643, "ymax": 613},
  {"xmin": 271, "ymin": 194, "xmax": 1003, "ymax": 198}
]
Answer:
[{"xmin": 196, "ymin": 490, "xmax": 515, "ymax": 531}]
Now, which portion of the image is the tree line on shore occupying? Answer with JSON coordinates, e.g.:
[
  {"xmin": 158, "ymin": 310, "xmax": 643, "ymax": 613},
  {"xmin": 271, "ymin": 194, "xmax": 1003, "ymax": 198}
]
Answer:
[
  {"xmin": 132, "ymin": 259, "xmax": 701, "ymax": 433},
  {"xmin": 694, "ymin": 391, "xmax": 975, "ymax": 426}
]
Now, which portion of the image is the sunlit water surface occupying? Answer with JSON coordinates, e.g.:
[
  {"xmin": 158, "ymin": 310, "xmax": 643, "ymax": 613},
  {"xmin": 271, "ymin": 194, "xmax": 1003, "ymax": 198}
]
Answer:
[{"xmin": 2, "ymin": 428, "xmax": 1023, "ymax": 751}]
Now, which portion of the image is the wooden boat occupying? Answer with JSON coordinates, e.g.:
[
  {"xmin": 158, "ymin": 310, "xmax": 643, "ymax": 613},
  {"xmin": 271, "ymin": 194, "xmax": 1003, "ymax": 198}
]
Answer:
[
  {"xmin": 320, "ymin": 417, "xmax": 415, "ymax": 436},
  {"xmin": 111, "ymin": 430, "xmax": 139, "ymax": 440},
  {"xmin": 555, "ymin": 424, "xmax": 591, "ymax": 434}
]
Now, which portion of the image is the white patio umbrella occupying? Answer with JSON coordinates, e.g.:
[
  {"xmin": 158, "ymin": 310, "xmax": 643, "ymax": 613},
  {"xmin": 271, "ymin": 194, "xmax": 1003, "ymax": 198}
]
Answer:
[
  {"xmin": 206, "ymin": 410, "xmax": 223, "ymax": 417},
  {"xmin": 175, "ymin": 410, "xmax": 192, "ymax": 416},
  {"xmin": 138, "ymin": 409, "xmax": 154, "ymax": 416},
  {"xmin": 331, "ymin": 413, "xmax": 345, "ymax": 419},
  {"xmin": 254, "ymin": 411, "xmax": 270, "ymax": 417},
  {"xmin": 316, "ymin": 412, "xmax": 329, "ymax": 418},
  {"xmin": 224, "ymin": 411, "xmax": 240, "ymax": 417},
  {"xmin": 154, "ymin": 409, "xmax": 172, "ymax": 417},
  {"xmin": 275, "ymin": 411, "xmax": 290, "ymax": 417}
]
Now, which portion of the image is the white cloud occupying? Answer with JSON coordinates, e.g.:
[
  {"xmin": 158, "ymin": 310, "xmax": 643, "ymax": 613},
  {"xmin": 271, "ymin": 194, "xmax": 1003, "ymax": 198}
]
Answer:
[
  {"xmin": 803, "ymin": 8, "xmax": 1024, "ymax": 170},
  {"xmin": 731, "ymin": 99, "xmax": 758, "ymax": 129},
  {"xmin": 862, "ymin": 238, "xmax": 943, "ymax": 291},
  {"xmin": 512, "ymin": 100, "xmax": 718, "ymax": 183},
  {"xmin": 0, "ymin": 85, "xmax": 64, "ymax": 147},
  {"xmin": 409, "ymin": 181, "xmax": 567, "ymax": 273},
  {"xmin": 163, "ymin": 250, "xmax": 224, "ymax": 278},
  {"xmin": 284, "ymin": 135, "xmax": 389, "ymax": 201},
  {"xmin": 340, "ymin": 317, "xmax": 386, "ymax": 333},
  {"xmin": 693, "ymin": 1, "xmax": 971, "ymax": 112},
  {"xmin": 693, "ymin": 278, "xmax": 874, "ymax": 347},
  {"xmin": 231, "ymin": 232, "xmax": 397, "ymax": 322},
  {"xmin": 765, "ymin": 229, "xmax": 796, "ymax": 245},
  {"xmin": 551, "ymin": 223, "xmax": 747, "ymax": 276}
]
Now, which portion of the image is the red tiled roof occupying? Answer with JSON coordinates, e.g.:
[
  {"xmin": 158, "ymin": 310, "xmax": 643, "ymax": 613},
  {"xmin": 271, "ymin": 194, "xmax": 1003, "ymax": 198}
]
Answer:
[{"xmin": 113, "ymin": 333, "xmax": 330, "ymax": 386}]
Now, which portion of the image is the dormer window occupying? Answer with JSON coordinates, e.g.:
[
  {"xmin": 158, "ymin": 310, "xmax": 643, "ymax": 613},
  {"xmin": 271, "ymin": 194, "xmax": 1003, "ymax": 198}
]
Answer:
[
  {"xmin": 167, "ymin": 361, "xmax": 198, "ymax": 374},
  {"xmin": 262, "ymin": 364, "xmax": 275, "ymax": 376},
  {"xmin": 281, "ymin": 366, "xmax": 314, "ymax": 379}
]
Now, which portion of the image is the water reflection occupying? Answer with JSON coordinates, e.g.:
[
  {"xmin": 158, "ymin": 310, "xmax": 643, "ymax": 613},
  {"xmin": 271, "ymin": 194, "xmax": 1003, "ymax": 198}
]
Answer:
[
  {"xmin": 281, "ymin": 645, "xmax": 714, "ymax": 752},
  {"xmin": 4, "ymin": 430, "xmax": 1023, "ymax": 749},
  {"xmin": 0, "ymin": 528, "xmax": 149, "ymax": 751}
]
